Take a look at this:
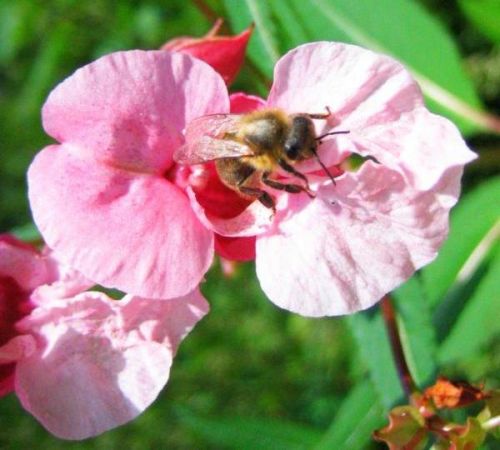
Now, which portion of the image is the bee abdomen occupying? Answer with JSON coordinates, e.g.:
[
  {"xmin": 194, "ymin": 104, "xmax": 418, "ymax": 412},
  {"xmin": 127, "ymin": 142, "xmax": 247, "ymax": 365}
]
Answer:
[{"xmin": 215, "ymin": 158, "xmax": 255, "ymax": 188}]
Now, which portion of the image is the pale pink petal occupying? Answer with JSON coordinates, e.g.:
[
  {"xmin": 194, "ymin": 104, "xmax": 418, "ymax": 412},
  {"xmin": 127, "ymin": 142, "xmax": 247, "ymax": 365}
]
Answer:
[
  {"xmin": 42, "ymin": 50, "xmax": 229, "ymax": 173},
  {"xmin": 0, "ymin": 236, "xmax": 55, "ymax": 291},
  {"xmin": 15, "ymin": 290, "xmax": 208, "ymax": 440},
  {"xmin": 31, "ymin": 268, "xmax": 93, "ymax": 305},
  {"xmin": 256, "ymin": 162, "xmax": 451, "ymax": 317},
  {"xmin": 348, "ymin": 108, "xmax": 476, "ymax": 190},
  {"xmin": 119, "ymin": 289, "xmax": 209, "ymax": 350},
  {"xmin": 267, "ymin": 42, "xmax": 475, "ymax": 190},
  {"xmin": 268, "ymin": 42, "xmax": 421, "ymax": 129},
  {"xmin": 28, "ymin": 145, "xmax": 213, "ymax": 299}
]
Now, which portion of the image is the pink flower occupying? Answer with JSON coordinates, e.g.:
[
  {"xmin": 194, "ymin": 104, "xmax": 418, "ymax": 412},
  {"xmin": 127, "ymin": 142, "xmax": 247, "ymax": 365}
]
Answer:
[
  {"xmin": 180, "ymin": 43, "xmax": 476, "ymax": 316},
  {"xmin": 162, "ymin": 19, "xmax": 253, "ymax": 85},
  {"xmin": 0, "ymin": 235, "xmax": 209, "ymax": 439},
  {"xmin": 28, "ymin": 50, "xmax": 229, "ymax": 299},
  {"xmin": 28, "ymin": 42, "xmax": 476, "ymax": 318},
  {"xmin": 0, "ymin": 235, "xmax": 56, "ymax": 396}
]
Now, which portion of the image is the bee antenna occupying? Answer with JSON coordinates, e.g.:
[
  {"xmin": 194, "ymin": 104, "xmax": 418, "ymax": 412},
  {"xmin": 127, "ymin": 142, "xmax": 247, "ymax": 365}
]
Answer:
[
  {"xmin": 311, "ymin": 149, "xmax": 337, "ymax": 185},
  {"xmin": 315, "ymin": 130, "xmax": 350, "ymax": 142}
]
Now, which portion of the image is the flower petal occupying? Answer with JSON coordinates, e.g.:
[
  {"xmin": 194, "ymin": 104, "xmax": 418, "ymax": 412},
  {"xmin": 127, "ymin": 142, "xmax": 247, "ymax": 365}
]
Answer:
[
  {"xmin": 187, "ymin": 185, "xmax": 273, "ymax": 237},
  {"xmin": 32, "ymin": 267, "xmax": 93, "ymax": 305},
  {"xmin": 0, "ymin": 335, "xmax": 36, "ymax": 397},
  {"xmin": 15, "ymin": 290, "xmax": 208, "ymax": 440},
  {"xmin": 0, "ymin": 235, "xmax": 55, "ymax": 291},
  {"xmin": 268, "ymin": 42, "xmax": 475, "ymax": 190},
  {"xmin": 215, "ymin": 235, "xmax": 256, "ymax": 261},
  {"xmin": 268, "ymin": 42, "xmax": 421, "ymax": 127},
  {"xmin": 42, "ymin": 50, "xmax": 229, "ymax": 173},
  {"xmin": 28, "ymin": 145, "xmax": 213, "ymax": 299},
  {"xmin": 0, "ymin": 335, "xmax": 36, "ymax": 364},
  {"xmin": 349, "ymin": 107, "xmax": 477, "ymax": 191},
  {"xmin": 229, "ymin": 92, "xmax": 267, "ymax": 113},
  {"xmin": 256, "ymin": 162, "xmax": 452, "ymax": 317}
]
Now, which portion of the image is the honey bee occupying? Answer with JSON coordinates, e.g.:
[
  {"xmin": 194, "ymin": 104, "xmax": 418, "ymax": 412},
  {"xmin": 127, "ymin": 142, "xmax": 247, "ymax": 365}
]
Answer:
[{"xmin": 174, "ymin": 108, "xmax": 348, "ymax": 211}]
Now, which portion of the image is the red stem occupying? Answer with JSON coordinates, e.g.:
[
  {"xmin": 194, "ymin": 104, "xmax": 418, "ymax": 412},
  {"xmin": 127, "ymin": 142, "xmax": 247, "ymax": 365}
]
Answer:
[
  {"xmin": 380, "ymin": 295, "xmax": 418, "ymax": 398},
  {"xmin": 191, "ymin": 0, "xmax": 272, "ymax": 90},
  {"xmin": 191, "ymin": 0, "xmax": 221, "ymax": 25}
]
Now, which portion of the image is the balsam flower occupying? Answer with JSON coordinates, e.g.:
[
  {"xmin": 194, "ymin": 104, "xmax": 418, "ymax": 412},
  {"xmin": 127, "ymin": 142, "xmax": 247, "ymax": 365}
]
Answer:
[
  {"xmin": 181, "ymin": 43, "xmax": 476, "ymax": 316},
  {"xmin": 0, "ymin": 235, "xmax": 208, "ymax": 439},
  {"xmin": 28, "ymin": 42, "xmax": 475, "ymax": 318}
]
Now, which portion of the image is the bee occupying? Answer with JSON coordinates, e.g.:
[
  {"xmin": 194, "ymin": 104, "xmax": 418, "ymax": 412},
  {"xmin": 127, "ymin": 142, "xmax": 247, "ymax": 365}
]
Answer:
[{"xmin": 174, "ymin": 108, "xmax": 348, "ymax": 211}]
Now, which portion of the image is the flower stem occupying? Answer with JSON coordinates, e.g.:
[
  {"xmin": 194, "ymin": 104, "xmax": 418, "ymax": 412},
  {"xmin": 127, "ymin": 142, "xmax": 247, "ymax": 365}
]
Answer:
[
  {"xmin": 380, "ymin": 295, "xmax": 418, "ymax": 398},
  {"xmin": 191, "ymin": 0, "xmax": 272, "ymax": 90},
  {"xmin": 191, "ymin": 0, "xmax": 221, "ymax": 26}
]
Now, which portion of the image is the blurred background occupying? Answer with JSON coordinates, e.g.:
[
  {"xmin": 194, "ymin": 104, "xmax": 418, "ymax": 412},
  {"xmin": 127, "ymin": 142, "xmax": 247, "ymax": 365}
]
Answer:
[{"xmin": 0, "ymin": 0, "xmax": 498, "ymax": 448}]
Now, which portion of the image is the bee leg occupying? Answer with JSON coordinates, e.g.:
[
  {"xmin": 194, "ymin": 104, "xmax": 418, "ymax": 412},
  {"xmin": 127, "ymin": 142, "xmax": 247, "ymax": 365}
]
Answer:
[
  {"xmin": 262, "ymin": 172, "xmax": 315, "ymax": 199},
  {"xmin": 277, "ymin": 159, "xmax": 311, "ymax": 191},
  {"xmin": 239, "ymin": 186, "xmax": 276, "ymax": 211},
  {"xmin": 307, "ymin": 106, "xmax": 332, "ymax": 120}
]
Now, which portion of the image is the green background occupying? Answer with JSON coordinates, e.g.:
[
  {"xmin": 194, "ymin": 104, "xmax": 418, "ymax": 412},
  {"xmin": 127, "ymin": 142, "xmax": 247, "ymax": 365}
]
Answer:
[{"xmin": 0, "ymin": 0, "xmax": 499, "ymax": 448}]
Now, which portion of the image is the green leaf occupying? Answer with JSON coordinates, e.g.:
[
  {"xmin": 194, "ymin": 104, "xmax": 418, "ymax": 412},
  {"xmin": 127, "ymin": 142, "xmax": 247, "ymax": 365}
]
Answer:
[
  {"xmin": 447, "ymin": 418, "xmax": 486, "ymax": 450},
  {"xmin": 422, "ymin": 177, "xmax": 500, "ymax": 307},
  {"xmin": 0, "ymin": 0, "xmax": 37, "ymax": 64},
  {"xmin": 227, "ymin": 0, "xmax": 490, "ymax": 135},
  {"xmin": 9, "ymin": 223, "xmax": 41, "ymax": 243},
  {"xmin": 298, "ymin": 0, "xmax": 488, "ymax": 134},
  {"xmin": 14, "ymin": 22, "xmax": 75, "ymax": 121},
  {"xmin": 177, "ymin": 409, "xmax": 322, "ymax": 450},
  {"xmin": 393, "ymin": 278, "xmax": 438, "ymax": 388},
  {"xmin": 459, "ymin": 0, "xmax": 500, "ymax": 44},
  {"xmin": 438, "ymin": 244, "xmax": 500, "ymax": 363},
  {"xmin": 373, "ymin": 405, "xmax": 427, "ymax": 450},
  {"xmin": 347, "ymin": 308, "xmax": 404, "ymax": 408},
  {"xmin": 315, "ymin": 381, "xmax": 385, "ymax": 450},
  {"xmin": 223, "ymin": 0, "xmax": 280, "ymax": 76}
]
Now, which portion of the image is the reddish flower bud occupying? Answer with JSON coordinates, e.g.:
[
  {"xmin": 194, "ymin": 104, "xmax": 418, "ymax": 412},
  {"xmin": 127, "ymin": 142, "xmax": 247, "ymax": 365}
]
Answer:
[
  {"xmin": 424, "ymin": 377, "xmax": 489, "ymax": 409},
  {"xmin": 162, "ymin": 19, "xmax": 253, "ymax": 85}
]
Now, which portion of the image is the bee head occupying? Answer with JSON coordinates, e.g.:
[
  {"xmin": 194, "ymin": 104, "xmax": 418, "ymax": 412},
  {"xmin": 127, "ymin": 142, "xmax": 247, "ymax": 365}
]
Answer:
[
  {"xmin": 284, "ymin": 115, "xmax": 316, "ymax": 161},
  {"xmin": 284, "ymin": 142, "xmax": 301, "ymax": 160}
]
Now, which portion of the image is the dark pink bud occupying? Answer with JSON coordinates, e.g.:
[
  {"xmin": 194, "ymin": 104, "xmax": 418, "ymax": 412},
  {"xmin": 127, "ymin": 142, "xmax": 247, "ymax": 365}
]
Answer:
[{"xmin": 162, "ymin": 19, "xmax": 253, "ymax": 85}]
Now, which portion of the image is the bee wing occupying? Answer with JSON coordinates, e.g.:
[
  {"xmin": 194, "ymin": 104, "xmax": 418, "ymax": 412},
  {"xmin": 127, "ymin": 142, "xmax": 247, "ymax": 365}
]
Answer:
[
  {"xmin": 185, "ymin": 114, "xmax": 241, "ymax": 140},
  {"xmin": 174, "ymin": 114, "xmax": 253, "ymax": 164},
  {"xmin": 174, "ymin": 136, "xmax": 253, "ymax": 164}
]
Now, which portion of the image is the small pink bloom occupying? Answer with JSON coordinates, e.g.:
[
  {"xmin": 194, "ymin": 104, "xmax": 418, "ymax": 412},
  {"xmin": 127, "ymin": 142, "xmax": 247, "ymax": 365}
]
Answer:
[
  {"xmin": 162, "ymin": 19, "xmax": 253, "ymax": 85},
  {"xmin": 181, "ymin": 42, "xmax": 476, "ymax": 317},
  {"xmin": 0, "ymin": 236, "xmax": 209, "ymax": 439},
  {"xmin": 0, "ymin": 235, "xmax": 54, "ymax": 396},
  {"xmin": 28, "ymin": 50, "xmax": 229, "ymax": 299}
]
